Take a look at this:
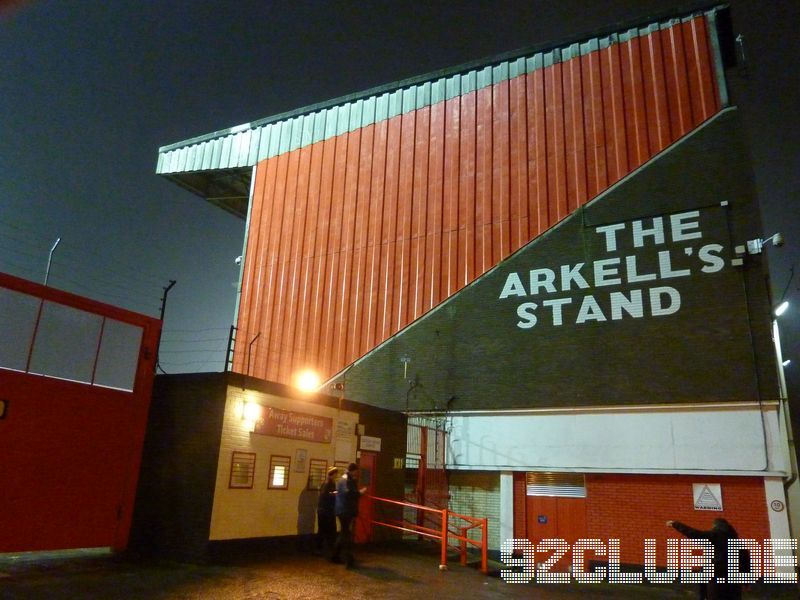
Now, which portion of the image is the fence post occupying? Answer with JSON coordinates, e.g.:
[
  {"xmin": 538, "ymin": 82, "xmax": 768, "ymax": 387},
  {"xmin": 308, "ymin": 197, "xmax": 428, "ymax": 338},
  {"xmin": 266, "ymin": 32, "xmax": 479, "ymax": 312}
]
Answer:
[
  {"xmin": 439, "ymin": 508, "xmax": 448, "ymax": 570},
  {"xmin": 460, "ymin": 526, "xmax": 468, "ymax": 565},
  {"xmin": 481, "ymin": 517, "xmax": 488, "ymax": 574}
]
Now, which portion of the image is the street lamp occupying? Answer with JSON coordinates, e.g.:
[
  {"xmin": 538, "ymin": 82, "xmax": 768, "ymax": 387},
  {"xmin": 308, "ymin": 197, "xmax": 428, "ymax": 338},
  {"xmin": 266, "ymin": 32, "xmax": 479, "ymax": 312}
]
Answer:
[{"xmin": 775, "ymin": 301, "xmax": 789, "ymax": 317}]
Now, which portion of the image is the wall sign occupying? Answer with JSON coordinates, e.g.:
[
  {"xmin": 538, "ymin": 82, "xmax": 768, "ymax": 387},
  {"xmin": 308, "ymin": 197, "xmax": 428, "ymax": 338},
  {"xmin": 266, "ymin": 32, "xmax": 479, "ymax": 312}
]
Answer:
[
  {"xmin": 693, "ymin": 483, "xmax": 723, "ymax": 511},
  {"xmin": 253, "ymin": 406, "xmax": 333, "ymax": 443},
  {"xmin": 499, "ymin": 210, "xmax": 728, "ymax": 329},
  {"xmin": 360, "ymin": 435, "xmax": 381, "ymax": 452},
  {"xmin": 293, "ymin": 448, "xmax": 308, "ymax": 473}
]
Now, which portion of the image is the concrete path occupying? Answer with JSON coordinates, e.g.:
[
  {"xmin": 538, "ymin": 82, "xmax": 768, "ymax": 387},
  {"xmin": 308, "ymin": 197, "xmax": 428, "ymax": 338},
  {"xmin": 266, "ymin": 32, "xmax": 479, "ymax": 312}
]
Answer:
[{"xmin": 1, "ymin": 543, "xmax": 797, "ymax": 599}]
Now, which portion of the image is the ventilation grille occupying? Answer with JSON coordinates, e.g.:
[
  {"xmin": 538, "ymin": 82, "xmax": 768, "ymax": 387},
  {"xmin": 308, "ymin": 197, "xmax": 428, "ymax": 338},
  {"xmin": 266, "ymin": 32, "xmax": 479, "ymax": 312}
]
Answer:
[{"xmin": 525, "ymin": 472, "xmax": 586, "ymax": 498}]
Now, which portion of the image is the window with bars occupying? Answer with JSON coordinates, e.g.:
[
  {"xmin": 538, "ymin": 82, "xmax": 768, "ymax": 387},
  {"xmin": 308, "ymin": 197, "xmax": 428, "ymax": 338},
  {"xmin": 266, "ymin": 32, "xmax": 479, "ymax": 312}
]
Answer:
[
  {"xmin": 307, "ymin": 459, "xmax": 328, "ymax": 491},
  {"xmin": 229, "ymin": 451, "xmax": 256, "ymax": 489},
  {"xmin": 268, "ymin": 455, "xmax": 291, "ymax": 489}
]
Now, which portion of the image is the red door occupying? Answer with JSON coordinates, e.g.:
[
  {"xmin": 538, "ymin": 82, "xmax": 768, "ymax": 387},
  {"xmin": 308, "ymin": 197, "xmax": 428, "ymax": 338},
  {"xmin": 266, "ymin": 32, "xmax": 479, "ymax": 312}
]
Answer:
[
  {"xmin": 526, "ymin": 495, "xmax": 587, "ymax": 571},
  {"xmin": 354, "ymin": 452, "xmax": 377, "ymax": 543}
]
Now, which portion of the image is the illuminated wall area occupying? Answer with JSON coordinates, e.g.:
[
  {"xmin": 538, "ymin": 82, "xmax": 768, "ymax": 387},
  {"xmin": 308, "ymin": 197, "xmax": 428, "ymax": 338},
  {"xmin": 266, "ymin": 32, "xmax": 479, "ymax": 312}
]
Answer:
[{"xmin": 130, "ymin": 373, "xmax": 405, "ymax": 560}]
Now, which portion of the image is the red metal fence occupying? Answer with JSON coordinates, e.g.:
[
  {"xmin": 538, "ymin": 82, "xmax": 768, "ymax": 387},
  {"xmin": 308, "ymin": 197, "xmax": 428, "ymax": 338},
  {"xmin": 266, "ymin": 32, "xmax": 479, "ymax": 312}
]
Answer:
[{"xmin": 370, "ymin": 495, "xmax": 488, "ymax": 573}]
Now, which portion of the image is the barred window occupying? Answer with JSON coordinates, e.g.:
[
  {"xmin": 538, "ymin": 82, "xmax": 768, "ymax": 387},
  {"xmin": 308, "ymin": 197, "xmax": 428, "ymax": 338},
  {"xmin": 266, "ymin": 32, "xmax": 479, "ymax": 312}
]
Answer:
[
  {"xmin": 268, "ymin": 455, "xmax": 291, "ymax": 490},
  {"xmin": 308, "ymin": 459, "xmax": 328, "ymax": 491},
  {"xmin": 229, "ymin": 451, "xmax": 256, "ymax": 489}
]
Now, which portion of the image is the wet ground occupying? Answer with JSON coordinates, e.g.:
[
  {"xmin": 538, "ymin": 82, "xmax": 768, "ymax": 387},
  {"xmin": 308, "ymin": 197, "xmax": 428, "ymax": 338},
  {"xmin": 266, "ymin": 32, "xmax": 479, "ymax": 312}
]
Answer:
[{"xmin": 1, "ymin": 543, "xmax": 798, "ymax": 600}]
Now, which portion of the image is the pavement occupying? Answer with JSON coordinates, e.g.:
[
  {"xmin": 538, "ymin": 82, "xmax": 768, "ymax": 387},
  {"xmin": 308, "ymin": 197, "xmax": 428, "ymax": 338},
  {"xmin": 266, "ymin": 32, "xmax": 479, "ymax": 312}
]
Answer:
[{"xmin": 1, "ymin": 542, "xmax": 798, "ymax": 600}]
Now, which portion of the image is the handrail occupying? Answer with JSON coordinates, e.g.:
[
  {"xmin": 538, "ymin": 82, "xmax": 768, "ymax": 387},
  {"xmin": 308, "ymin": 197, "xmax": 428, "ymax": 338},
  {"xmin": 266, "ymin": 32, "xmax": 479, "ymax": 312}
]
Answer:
[{"xmin": 368, "ymin": 495, "xmax": 488, "ymax": 573}]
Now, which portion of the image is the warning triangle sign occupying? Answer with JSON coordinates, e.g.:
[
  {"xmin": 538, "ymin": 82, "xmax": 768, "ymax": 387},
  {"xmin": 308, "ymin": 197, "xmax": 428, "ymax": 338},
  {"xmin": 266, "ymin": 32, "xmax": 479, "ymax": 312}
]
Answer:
[{"xmin": 693, "ymin": 484, "xmax": 723, "ymax": 511}]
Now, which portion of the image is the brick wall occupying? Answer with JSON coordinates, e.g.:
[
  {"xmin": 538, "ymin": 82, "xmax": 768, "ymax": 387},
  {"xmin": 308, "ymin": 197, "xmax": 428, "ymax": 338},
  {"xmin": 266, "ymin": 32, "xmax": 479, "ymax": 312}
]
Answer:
[
  {"xmin": 586, "ymin": 474, "xmax": 769, "ymax": 565},
  {"xmin": 448, "ymin": 471, "xmax": 501, "ymax": 550},
  {"xmin": 130, "ymin": 373, "xmax": 228, "ymax": 560}
]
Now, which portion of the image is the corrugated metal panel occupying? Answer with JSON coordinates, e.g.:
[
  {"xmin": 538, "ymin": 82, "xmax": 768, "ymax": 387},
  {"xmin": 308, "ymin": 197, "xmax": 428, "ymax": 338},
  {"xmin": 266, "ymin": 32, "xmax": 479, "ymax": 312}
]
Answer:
[
  {"xmin": 210, "ymin": 15, "xmax": 724, "ymax": 383},
  {"xmin": 156, "ymin": 10, "xmax": 725, "ymax": 178},
  {"xmin": 525, "ymin": 472, "xmax": 587, "ymax": 498}
]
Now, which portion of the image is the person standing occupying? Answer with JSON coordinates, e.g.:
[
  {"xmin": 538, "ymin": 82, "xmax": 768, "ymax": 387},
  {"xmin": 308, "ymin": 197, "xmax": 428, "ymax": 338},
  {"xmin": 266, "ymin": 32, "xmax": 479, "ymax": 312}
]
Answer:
[
  {"xmin": 331, "ymin": 462, "xmax": 366, "ymax": 568},
  {"xmin": 316, "ymin": 467, "xmax": 338, "ymax": 556},
  {"xmin": 666, "ymin": 518, "xmax": 749, "ymax": 600}
]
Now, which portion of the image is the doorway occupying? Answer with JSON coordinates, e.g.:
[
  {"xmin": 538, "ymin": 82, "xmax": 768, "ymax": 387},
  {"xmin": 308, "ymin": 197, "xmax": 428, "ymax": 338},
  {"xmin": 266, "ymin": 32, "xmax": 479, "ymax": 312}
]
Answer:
[
  {"xmin": 354, "ymin": 451, "xmax": 377, "ymax": 543},
  {"xmin": 523, "ymin": 472, "xmax": 587, "ymax": 570}
]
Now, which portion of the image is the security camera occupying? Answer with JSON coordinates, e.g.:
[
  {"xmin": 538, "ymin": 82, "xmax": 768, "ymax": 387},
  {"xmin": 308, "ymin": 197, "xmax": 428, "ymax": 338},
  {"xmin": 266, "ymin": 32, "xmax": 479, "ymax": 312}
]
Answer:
[{"xmin": 234, "ymin": 255, "xmax": 243, "ymax": 265}]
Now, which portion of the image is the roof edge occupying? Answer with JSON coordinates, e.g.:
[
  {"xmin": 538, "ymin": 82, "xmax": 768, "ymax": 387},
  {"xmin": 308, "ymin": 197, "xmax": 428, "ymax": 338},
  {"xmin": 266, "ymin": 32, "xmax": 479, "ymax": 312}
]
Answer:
[{"xmin": 159, "ymin": 1, "xmax": 728, "ymax": 154}]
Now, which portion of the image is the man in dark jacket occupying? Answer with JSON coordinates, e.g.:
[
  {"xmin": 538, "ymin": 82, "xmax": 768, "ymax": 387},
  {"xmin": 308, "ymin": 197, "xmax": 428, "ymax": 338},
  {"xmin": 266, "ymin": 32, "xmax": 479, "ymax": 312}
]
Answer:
[
  {"xmin": 667, "ymin": 518, "xmax": 749, "ymax": 600},
  {"xmin": 331, "ymin": 462, "xmax": 366, "ymax": 567},
  {"xmin": 316, "ymin": 467, "xmax": 338, "ymax": 556}
]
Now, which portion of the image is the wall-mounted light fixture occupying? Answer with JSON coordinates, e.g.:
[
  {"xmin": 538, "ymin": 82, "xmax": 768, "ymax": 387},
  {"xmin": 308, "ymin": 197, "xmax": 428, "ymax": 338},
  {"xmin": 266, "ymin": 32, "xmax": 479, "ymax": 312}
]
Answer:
[
  {"xmin": 295, "ymin": 369, "xmax": 321, "ymax": 393},
  {"xmin": 745, "ymin": 232, "xmax": 784, "ymax": 255},
  {"xmin": 242, "ymin": 400, "xmax": 260, "ymax": 422}
]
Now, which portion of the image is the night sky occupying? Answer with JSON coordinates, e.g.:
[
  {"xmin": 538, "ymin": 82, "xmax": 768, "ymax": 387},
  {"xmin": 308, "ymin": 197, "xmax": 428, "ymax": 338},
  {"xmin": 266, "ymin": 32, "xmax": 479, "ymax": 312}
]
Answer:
[{"xmin": 1, "ymin": 1, "xmax": 798, "ymax": 400}]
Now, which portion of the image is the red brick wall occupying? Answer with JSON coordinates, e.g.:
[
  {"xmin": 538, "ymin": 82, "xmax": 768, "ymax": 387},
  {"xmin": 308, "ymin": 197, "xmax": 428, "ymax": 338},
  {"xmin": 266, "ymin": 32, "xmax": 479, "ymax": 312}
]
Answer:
[{"xmin": 586, "ymin": 474, "xmax": 769, "ymax": 565}]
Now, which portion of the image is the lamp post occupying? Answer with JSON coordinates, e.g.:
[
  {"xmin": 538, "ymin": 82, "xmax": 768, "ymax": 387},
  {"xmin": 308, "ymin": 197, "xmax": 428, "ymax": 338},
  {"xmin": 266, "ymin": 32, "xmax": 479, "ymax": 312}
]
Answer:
[{"xmin": 44, "ymin": 237, "xmax": 61, "ymax": 285}]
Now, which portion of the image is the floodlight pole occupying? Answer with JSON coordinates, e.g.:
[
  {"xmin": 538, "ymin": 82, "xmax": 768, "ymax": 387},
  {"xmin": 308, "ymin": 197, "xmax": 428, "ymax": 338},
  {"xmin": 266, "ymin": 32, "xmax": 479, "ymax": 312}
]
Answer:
[{"xmin": 44, "ymin": 237, "xmax": 61, "ymax": 286}]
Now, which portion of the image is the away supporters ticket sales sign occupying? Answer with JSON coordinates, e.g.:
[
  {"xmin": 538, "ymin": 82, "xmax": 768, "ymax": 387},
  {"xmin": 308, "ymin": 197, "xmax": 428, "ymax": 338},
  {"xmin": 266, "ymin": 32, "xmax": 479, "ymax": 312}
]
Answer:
[{"xmin": 254, "ymin": 406, "xmax": 333, "ymax": 443}]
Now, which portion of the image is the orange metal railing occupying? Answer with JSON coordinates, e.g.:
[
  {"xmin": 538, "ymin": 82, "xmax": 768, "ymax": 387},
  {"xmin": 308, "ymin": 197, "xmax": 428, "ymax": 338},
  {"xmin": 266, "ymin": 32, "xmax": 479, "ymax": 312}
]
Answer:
[{"xmin": 368, "ymin": 495, "xmax": 488, "ymax": 573}]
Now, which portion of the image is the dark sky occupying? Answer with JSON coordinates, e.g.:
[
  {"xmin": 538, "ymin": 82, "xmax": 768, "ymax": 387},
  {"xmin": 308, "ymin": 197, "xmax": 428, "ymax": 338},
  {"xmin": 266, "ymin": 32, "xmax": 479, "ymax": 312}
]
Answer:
[{"xmin": 1, "ymin": 1, "xmax": 798, "ymax": 397}]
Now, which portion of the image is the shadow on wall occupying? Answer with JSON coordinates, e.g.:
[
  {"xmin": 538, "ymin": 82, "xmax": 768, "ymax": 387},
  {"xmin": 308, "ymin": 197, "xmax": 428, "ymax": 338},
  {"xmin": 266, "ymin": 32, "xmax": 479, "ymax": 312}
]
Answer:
[{"xmin": 296, "ymin": 488, "xmax": 317, "ymax": 550}]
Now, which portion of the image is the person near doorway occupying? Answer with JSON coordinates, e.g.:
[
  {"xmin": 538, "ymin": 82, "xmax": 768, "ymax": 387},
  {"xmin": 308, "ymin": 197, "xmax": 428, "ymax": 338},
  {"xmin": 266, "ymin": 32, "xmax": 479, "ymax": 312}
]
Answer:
[
  {"xmin": 316, "ymin": 466, "xmax": 338, "ymax": 556},
  {"xmin": 331, "ymin": 462, "xmax": 367, "ymax": 568},
  {"xmin": 666, "ymin": 518, "xmax": 750, "ymax": 600}
]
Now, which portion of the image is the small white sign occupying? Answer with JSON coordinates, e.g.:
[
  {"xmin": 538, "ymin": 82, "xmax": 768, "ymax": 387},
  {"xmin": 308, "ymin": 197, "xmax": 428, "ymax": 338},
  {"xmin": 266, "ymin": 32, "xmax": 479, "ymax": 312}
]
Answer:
[
  {"xmin": 693, "ymin": 483, "xmax": 723, "ymax": 511},
  {"xmin": 336, "ymin": 421, "xmax": 354, "ymax": 436},
  {"xmin": 360, "ymin": 435, "xmax": 382, "ymax": 452}
]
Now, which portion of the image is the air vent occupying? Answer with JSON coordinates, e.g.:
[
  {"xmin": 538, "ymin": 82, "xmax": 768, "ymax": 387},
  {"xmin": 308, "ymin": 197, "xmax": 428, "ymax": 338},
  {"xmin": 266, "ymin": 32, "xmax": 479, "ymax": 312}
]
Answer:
[{"xmin": 525, "ymin": 472, "xmax": 586, "ymax": 498}]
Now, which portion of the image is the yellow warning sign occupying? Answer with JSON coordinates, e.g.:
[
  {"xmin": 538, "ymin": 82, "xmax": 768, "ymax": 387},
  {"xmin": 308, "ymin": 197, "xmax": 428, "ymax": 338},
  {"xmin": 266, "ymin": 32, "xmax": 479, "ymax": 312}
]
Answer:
[{"xmin": 692, "ymin": 483, "xmax": 723, "ymax": 511}]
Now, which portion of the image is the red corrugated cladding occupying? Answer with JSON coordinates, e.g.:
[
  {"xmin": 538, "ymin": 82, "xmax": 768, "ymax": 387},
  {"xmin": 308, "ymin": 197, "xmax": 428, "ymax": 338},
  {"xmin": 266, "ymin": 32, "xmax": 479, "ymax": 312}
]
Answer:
[{"xmin": 233, "ymin": 16, "xmax": 721, "ymax": 385}]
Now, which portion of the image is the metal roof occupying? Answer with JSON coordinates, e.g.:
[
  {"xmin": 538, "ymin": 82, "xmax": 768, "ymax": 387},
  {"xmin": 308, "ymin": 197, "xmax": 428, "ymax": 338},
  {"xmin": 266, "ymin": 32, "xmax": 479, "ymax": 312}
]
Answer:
[{"xmin": 156, "ymin": 6, "xmax": 727, "ymax": 218}]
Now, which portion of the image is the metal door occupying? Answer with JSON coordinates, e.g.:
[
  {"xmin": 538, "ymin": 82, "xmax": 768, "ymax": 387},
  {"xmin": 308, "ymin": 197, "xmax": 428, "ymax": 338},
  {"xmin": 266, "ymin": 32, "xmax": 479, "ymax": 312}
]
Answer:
[{"xmin": 354, "ymin": 451, "xmax": 377, "ymax": 543}]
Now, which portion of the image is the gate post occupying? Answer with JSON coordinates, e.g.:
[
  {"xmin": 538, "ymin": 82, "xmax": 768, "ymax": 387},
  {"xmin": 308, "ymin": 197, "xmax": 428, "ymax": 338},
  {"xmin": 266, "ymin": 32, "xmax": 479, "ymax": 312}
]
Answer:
[{"xmin": 439, "ymin": 508, "xmax": 449, "ymax": 570}]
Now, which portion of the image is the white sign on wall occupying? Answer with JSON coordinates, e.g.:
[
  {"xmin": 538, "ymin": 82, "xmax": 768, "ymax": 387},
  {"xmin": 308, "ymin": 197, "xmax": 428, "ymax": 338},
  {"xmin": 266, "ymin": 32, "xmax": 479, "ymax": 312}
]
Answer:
[
  {"xmin": 693, "ymin": 483, "xmax": 723, "ymax": 511},
  {"xmin": 360, "ymin": 435, "xmax": 382, "ymax": 452},
  {"xmin": 498, "ymin": 210, "xmax": 728, "ymax": 329}
]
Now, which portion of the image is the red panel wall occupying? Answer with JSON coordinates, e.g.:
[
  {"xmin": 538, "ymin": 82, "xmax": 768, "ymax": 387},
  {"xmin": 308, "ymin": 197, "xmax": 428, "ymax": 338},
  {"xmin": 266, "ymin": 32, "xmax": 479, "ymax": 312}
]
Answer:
[
  {"xmin": 586, "ymin": 474, "xmax": 770, "ymax": 566},
  {"xmin": 0, "ymin": 272, "xmax": 161, "ymax": 552},
  {"xmin": 234, "ymin": 16, "xmax": 721, "ymax": 384}
]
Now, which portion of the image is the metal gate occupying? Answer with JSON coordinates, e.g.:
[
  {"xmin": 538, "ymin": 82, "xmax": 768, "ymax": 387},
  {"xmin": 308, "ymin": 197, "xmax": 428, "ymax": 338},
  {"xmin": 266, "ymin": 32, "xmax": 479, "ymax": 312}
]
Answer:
[
  {"xmin": 407, "ymin": 419, "xmax": 449, "ymax": 508},
  {"xmin": 0, "ymin": 272, "xmax": 160, "ymax": 552}
]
